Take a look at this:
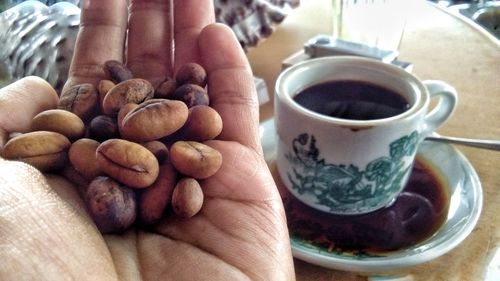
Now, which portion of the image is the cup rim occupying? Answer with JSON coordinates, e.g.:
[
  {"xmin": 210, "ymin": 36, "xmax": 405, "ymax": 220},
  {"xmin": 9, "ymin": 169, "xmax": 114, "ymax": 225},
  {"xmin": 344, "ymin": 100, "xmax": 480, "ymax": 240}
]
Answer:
[{"xmin": 275, "ymin": 56, "xmax": 429, "ymax": 127}]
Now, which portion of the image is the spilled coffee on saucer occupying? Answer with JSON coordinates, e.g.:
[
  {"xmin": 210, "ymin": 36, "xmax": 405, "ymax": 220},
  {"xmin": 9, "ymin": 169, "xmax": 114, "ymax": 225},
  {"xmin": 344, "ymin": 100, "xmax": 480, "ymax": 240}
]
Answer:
[{"xmin": 293, "ymin": 80, "xmax": 411, "ymax": 120}]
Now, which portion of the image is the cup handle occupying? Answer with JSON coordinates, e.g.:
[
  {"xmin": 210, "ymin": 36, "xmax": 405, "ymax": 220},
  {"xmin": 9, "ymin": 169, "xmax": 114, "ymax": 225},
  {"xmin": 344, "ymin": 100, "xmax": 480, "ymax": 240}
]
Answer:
[{"xmin": 421, "ymin": 80, "xmax": 458, "ymax": 137}]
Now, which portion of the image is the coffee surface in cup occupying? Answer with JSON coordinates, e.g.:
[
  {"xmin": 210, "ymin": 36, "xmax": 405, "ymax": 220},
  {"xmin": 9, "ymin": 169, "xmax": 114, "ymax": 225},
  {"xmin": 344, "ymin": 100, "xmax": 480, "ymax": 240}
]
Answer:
[{"xmin": 293, "ymin": 80, "xmax": 410, "ymax": 120}]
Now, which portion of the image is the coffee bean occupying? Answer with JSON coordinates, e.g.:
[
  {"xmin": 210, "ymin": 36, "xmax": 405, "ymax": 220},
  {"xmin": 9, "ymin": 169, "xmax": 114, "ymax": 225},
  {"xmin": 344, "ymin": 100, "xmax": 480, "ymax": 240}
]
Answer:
[
  {"xmin": 171, "ymin": 84, "xmax": 209, "ymax": 108},
  {"xmin": 86, "ymin": 176, "xmax": 137, "ymax": 233},
  {"xmin": 120, "ymin": 99, "xmax": 188, "ymax": 142},
  {"xmin": 98, "ymin": 80, "xmax": 116, "ymax": 107},
  {"xmin": 30, "ymin": 109, "xmax": 85, "ymax": 141},
  {"xmin": 104, "ymin": 60, "xmax": 134, "ymax": 83},
  {"xmin": 172, "ymin": 177, "xmax": 204, "ymax": 218},
  {"xmin": 89, "ymin": 115, "xmax": 119, "ymax": 142},
  {"xmin": 139, "ymin": 163, "xmax": 178, "ymax": 225},
  {"xmin": 154, "ymin": 77, "xmax": 177, "ymax": 99},
  {"xmin": 141, "ymin": 140, "xmax": 169, "ymax": 164},
  {"xmin": 68, "ymin": 138, "xmax": 103, "ymax": 180},
  {"xmin": 2, "ymin": 131, "xmax": 70, "ymax": 172},
  {"xmin": 59, "ymin": 83, "xmax": 100, "ymax": 122},
  {"xmin": 102, "ymin": 78, "xmax": 154, "ymax": 116},
  {"xmin": 175, "ymin": 62, "xmax": 207, "ymax": 87},
  {"xmin": 170, "ymin": 141, "xmax": 222, "ymax": 179},
  {"xmin": 96, "ymin": 139, "xmax": 159, "ymax": 188},
  {"xmin": 169, "ymin": 105, "xmax": 223, "ymax": 142}
]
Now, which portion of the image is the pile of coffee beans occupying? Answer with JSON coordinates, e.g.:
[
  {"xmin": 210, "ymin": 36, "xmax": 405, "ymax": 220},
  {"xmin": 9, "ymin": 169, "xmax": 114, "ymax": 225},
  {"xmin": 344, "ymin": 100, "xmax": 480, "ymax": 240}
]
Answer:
[{"xmin": 1, "ymin": 61, "xmax": 223, "ymax": 233}]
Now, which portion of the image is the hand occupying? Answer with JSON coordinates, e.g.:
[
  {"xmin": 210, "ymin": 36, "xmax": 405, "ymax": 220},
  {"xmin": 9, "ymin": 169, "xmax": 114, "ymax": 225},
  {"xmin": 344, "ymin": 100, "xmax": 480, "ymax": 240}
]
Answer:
[{"xmin": 0, "ymin": 1, "xmax": 295, "ymax": 280}]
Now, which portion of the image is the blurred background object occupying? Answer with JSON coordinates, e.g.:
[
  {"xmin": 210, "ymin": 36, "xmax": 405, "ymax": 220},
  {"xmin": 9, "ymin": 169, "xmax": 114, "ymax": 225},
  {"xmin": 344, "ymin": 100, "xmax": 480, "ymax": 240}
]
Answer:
[
  {"xmin": 0, "ymin": 0, "xmax": 299, "ymax": 95},
  {"xmin": 215, "ymin": 0, "xmax": 300, "ymax": 50},
  {"xmin": 429, "ymin": 0, "xmax": 499, "ymax": 40},
  {"xmin": 331, "ymin": 0, "xmax": 408, "ymax": 51},
  {"xmin": 0, "ymin": 0, "xmax": 79, "ymax": 11},
  {"xmin": 0, "ymin": 1, "xmax": 80, "ymax": 91}
]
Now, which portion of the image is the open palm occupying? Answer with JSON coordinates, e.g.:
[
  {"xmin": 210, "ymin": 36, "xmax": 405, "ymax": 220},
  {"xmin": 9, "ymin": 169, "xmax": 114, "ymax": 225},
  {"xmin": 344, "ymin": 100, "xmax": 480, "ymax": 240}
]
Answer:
[{"xmin": 0, "ymin": 1, "xmax": 294, "ymax": 280}]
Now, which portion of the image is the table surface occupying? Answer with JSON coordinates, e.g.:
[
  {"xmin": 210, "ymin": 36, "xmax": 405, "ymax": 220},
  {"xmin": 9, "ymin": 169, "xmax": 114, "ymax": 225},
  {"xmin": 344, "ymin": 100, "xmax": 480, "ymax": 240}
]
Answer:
[{"xmin": 246, "ymin": 0, "xmax": 500, "ymax": 280}]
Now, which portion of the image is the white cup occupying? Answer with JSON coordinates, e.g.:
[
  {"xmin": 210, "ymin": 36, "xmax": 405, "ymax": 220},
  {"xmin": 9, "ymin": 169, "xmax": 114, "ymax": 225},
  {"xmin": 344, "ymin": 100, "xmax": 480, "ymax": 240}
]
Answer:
[{"xmin": 275, "ymin": 56, "xmax": 457, "ymax": 215}]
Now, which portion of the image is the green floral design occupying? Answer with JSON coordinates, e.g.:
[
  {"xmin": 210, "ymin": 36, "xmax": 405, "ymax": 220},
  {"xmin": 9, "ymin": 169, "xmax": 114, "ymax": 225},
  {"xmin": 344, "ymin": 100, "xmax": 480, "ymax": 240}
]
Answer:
[{"xmin": 286, "ymin": 131, "xmax": 419, "ymax": 213}]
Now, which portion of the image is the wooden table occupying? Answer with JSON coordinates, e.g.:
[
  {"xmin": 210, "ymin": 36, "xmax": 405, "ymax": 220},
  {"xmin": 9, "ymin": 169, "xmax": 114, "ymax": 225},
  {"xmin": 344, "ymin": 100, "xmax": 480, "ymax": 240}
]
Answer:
[{"xmin": 247, "ymin": 0, "xmax": 500, "ymax": 280}]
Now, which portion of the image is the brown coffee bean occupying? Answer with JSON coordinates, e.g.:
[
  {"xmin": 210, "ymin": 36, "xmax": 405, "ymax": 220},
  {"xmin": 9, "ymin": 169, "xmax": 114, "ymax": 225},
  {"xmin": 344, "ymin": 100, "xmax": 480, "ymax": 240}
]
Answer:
[
  {"xmin": 141, "ymin": 140, "xmax": 169, "ymax": 164},
  {"xmin": 98, "ymin": 79, "xmax": 116, "ymax": 107},
  {"xmin": 104, "ymin": 60, "xmax": 133, "ymax": 83},
  {"xmin": 120, "ymin": 99, "xmax": 188, "ymax": 142},
  {"xmin": 30, "ymin": 109, "xmax": 85, "ymax": 141},
  {"xmin": 69, "ymin": 138, "xmax": 103, "ymax": 180},
  {"xmin": 139, "ymin": 163, "xmax": 178, "ymax": 225},
  {"xmin": 2, "ymin": 131, "xmax": 70, "ymax": 172},
  {"xmin": 60, "ymin": 166, "xmax": 89, "ymax": 196},
  {"xmin": 117, "ymin": 103, "xmax": 138, "ymax": 128},
  {"xmin": 88, "ymin": 115, "xmax": 119, "ymax": 142},
  {"xmin": 172, "ymin": 177, "xmax": 204, "ymax": 218},
  {"xmin": 170, "ymin": 141, "xmax": 222, "ymax": 179},
  {"xmin": 154, "ymin": 77, "xmax": 177, "ymax": 99},
  {"xmin": 175, "ymin": 62, "xmax": 207, "ymax": 87},
  {"xmin": 96, "ymin": 139, "xmax": 159, "ymax": 188},
  {"xmin": 171, "ymin": 84, "xmax": 209, "ymax": 108},
  {"xmin": 173, "ymin": 105, "xmax": 223, "ymax": 142},
  {"xmin": 102, "ymin": 78, "xmax": 154, "ymax": 116},
  {"xmin": 59, "ymin": 83, "xmax": 100, "ymax": 122},
  {"xmin": 86, "ymin": 176, "xmax": 137, "ymax": 234}
]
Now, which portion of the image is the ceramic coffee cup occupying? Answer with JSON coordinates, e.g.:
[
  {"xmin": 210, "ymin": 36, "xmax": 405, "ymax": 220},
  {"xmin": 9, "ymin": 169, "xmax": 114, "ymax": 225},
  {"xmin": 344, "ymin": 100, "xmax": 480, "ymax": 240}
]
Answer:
[{"xmin": 275, "ymin": 56, "xmax": 457, "ymax": 215}]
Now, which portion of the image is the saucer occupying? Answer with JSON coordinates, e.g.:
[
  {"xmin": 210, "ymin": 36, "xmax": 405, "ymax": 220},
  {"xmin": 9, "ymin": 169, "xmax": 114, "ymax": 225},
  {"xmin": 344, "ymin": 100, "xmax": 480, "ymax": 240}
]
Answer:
[{"xmin": 260, "ymin": 118, "xmax": 483, "ymax": 273}]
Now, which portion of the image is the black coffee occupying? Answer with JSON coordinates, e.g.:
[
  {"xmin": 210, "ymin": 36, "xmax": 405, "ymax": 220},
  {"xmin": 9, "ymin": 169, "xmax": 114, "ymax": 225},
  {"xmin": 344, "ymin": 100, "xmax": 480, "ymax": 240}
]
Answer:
[{"xmin": 293, "ymin": 80, "xmax": 410, "ymax": 120}]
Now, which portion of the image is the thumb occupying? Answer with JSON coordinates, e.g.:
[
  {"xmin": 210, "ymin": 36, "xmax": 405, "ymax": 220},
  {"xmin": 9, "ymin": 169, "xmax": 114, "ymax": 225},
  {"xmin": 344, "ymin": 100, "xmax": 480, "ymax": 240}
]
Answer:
[{"xmin": 0, "ymin": 76, "xmax": 58, "ymax": 147}]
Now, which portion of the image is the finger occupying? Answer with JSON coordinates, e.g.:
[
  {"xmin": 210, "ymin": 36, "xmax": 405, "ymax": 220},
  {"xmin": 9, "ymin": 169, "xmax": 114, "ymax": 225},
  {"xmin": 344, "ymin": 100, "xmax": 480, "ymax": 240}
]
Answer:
[
  {"xmin": 0, "ymin": 77, "xmax": 58, "ymax": 148},
  {"xmin": 173, "ymin": 0, "xmax": 215, "ymax": 72},
  {"xmin": 64, "ymin": 0, "xmax": 128, "ymax": 91},
  {"xmin": 199, "ymin": 24, "xmax": 261, "ymax": 152},
  {"xmin": 127, "ymin": 0, "xmax": 174, "ymax": 85}
]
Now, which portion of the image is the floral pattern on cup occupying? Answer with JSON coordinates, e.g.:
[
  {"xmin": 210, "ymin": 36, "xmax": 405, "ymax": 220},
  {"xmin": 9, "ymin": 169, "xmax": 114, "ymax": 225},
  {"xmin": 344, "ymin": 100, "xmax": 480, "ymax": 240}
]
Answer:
[{"xmin": 285, "ymin": 131, "xmax": 419, "ymax": 214}]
